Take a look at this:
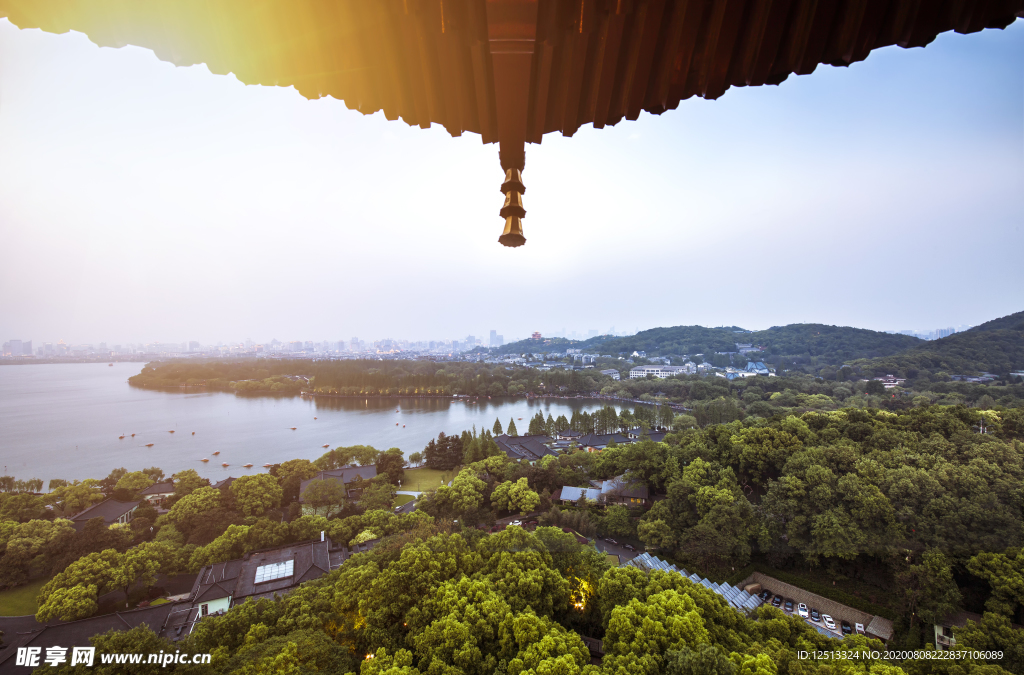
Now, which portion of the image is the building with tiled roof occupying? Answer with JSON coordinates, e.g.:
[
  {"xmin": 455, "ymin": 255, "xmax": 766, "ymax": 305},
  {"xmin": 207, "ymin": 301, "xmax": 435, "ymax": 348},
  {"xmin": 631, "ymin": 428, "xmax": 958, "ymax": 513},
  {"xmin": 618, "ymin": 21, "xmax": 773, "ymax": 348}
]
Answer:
[
  {"xmin": 70, "ymin": 498, "xmax": 141, "ymax": 531},
  {"xmin": 494, "ymin": 434, "xmax": 556, "ymax": 463},
  {"xmin": 576, "ymin": 433, "xmax": 630, "ymax": 452},
  {"xmin": 0, "ymin": 604, "xmax": 178, "ymax": 672},
  {"xmin": 139, "ymin": 481, "xmax": 174, "ymax": 503},
  {"xmin": 162, "ymin": 535, "xmax": 378, "ymax": 640}
]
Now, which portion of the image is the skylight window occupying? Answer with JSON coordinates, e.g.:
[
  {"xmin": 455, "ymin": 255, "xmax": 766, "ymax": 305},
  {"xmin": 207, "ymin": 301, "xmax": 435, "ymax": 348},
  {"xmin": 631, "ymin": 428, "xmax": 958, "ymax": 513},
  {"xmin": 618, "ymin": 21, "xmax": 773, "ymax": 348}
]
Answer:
[{"xmin": 254, "ymin": 560, "xmax": 294, "ymax": 584}]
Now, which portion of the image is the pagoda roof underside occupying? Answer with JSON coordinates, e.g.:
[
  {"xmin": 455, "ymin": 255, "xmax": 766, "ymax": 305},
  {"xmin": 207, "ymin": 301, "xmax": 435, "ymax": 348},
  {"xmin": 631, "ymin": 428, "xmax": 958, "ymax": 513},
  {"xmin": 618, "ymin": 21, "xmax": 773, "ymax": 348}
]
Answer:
[{"xmin": 3, "ymin": 0, "xmax": 1022, "ymax": 145}]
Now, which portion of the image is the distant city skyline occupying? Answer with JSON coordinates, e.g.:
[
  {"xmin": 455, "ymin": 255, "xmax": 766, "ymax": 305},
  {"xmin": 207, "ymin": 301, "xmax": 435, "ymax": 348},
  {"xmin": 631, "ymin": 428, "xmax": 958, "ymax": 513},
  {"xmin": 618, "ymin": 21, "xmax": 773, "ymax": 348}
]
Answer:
[{"xmin": 0, "ymin": 19, "xmax": 1021, "ymax": 344}]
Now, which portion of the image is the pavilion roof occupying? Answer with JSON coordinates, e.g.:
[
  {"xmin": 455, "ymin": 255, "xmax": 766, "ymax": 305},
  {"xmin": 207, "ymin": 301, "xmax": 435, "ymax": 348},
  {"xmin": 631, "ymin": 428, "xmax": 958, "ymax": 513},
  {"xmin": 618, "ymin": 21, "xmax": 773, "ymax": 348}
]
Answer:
[
  {"xmin": 4, "ymin": 0, "xmax": 1019, "ymax": 141},
  {"xmin": 4, "ymin": 0, "xmax": 1019, "ymax": 246}
]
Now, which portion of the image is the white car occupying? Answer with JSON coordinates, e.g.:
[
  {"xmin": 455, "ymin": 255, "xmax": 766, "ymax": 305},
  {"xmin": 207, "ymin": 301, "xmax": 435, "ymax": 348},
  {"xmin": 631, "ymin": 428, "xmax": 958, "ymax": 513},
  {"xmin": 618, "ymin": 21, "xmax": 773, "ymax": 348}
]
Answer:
[
  {"xmin": 510, "ymin": 520, "xmax": 522, "ymax": 527},
  {"xmin": 822, "ymin": 615, "xmax": 836, "ymax": 631},
  {"xmin": 797, "ymin": 603, "xmax": 809, "ymax": 619},
  {"xmin": 855, "ymin": 623, "xmax": 865, "ymax": 635}
]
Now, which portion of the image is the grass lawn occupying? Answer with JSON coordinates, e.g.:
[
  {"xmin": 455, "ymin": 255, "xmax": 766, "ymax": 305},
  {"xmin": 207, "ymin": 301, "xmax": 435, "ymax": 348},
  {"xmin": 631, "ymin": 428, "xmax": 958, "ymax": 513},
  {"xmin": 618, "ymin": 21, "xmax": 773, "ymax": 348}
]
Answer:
[
  {"xmin": 393, "ymin": 494, "xmax": 415, "ymax": 507},
  {"xmin": 0, "ymin": 577, "xmax": 48, "ymax": 616},
  {"xmin": 402, "ymin": 468, "xmax": 449, "ymax": 492}
]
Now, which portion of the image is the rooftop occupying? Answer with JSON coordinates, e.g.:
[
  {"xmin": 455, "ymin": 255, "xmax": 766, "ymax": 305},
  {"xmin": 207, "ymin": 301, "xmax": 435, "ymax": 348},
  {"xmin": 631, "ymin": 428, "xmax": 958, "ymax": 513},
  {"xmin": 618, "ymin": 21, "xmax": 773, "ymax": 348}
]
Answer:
[
  {"xmin": 139, "ymin": 481, "xmax": 174, "ymax": 496},
  {"xmin": 71, "ymin": 498, "xmax": 140, "ymax": 524}
]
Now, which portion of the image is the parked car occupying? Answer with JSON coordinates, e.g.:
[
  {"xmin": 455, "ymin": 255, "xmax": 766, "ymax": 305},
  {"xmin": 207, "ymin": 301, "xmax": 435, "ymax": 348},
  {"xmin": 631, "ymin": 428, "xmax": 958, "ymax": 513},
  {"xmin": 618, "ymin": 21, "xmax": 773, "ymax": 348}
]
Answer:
[
  {"xmin": 772, "ymin": 595, "xmax": 783, "ymax": 608},
  {"xmin": 822, "ymin": 615, "xmax": 836, "ymax": 630},
  {"xmin": 855, "ymin": 623, "xmax": 865, "ymax": 635},
  {"xmin": 797, "ymin": 603, "xmax": 809, "ymax": 618},
  {"xmin": 841, "ymin": 621, "xmax": 853, "ymax": 635},
  {"xmin": 758, "ymin": 590, "xmax": 771, "ymax": 602},
  {"xmin": 606, "ymin": 538, "xmax": 618, "ymax": 545},
  {"xmin": 624, "ymin": 544, "xmax": 635, "ymax": 551},
  {"xmin": 510, "ymin": 520, "xmax": 522, "ymax": 526},
  {"xmin": 810, "ymin": 608, "xmax": 821, "ymax": 623},
  {"xmin": 784, "ymin": 599, "xmax": 794, "ymax": 613}
]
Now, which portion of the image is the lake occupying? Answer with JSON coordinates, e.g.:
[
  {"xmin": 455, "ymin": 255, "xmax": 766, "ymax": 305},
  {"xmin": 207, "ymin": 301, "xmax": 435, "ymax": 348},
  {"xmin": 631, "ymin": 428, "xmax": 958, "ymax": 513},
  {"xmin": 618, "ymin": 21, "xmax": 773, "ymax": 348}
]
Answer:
[{"xmin": 0, "ymin": 362, "xmax": 627, "ymax": 483}]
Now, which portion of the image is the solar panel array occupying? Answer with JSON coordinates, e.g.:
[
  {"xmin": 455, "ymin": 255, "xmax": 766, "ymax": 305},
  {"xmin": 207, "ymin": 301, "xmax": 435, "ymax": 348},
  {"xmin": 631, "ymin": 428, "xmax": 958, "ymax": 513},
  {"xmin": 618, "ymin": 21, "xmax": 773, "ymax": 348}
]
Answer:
[
  {"xmin": 253, "ymin": 559, "xmax": 294, "ymax": 584},
  {"xmin": 626, "ymin": 552, "xmax": 761, "ymax": 612}
]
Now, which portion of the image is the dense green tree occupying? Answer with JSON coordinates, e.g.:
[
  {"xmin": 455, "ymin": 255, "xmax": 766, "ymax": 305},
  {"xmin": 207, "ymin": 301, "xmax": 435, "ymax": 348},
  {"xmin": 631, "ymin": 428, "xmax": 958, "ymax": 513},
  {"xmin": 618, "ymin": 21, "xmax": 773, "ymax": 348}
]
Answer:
[
  {"xmin": 508, "ymin": 418, "xmax": 519, "ymax": 436},
  {"xmin": 424, "ymin": 432, "xmax": 463, "ymax": 471},
  {"xmin": 37, "ymin": 549, "xmax": 121, "ymax": 621},
  {"xmin": 168, "ymin": 486, "xmax": 221, "ymax": 530},
  {"xmin": 113, "ymin": 471, "xmax": 155, "ymax": 499},
  {"xmin": 272, "ymin": 458, "xmax": 319, "ymax": 503},
  {"xmin": 314, "ymin": 445, "xmax": 380, "ymax": 470},
  {"xmin": 361, "ymin": 480, "xmax": 397, "ymax": 512},
  {"xmin": 896, "ymin": 549, "xmax": 962, "ymax": 631},
  {"xmin": 491, "ymin": 478, "xmax": 540, "ymax": 515},
  {"xmin": 230, "ymin": 474, "xmax": 283, "ymax": 517},
  {"xmin": 171, "ymin": 468, "xmax": 209, "ymax": 498},
  {"xmin": 967, "ymin": 548, "xmax": 1024, "ymax": 616},
  {"xmin": 300, "ymin": 479, "xmax": 346, "ymax": 518},
  {"xmin": 377, "ymin": 447, "xmax": 406, "ymax": 485},
  {"xmin": 493, "ymin": 417, "xmax": 503, "ymax": 435}
]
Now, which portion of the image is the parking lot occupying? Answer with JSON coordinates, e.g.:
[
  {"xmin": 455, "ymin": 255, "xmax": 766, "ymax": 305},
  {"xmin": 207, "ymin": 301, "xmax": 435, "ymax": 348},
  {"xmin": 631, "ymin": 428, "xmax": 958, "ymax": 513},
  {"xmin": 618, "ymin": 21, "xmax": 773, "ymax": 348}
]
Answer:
[{"xmin": 745, "ymin": 572, "xmax": 892, "ymax": 642}]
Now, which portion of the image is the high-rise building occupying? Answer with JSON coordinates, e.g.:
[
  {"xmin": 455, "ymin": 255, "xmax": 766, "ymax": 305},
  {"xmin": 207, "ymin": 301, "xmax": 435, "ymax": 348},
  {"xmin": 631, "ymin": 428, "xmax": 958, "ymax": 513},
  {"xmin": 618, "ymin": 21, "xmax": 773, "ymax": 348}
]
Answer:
[
  {"xmin": 189, "ymin": 341, "xmax": 201, "ymax": 352},
  {"xmin": 489, "ymin": 330, "xmax": 498, "ymax": 347},
  {"xmin": 350, "ymin": 337, "xmax": 360, "ymax": 352},
  {"xmin": 8, "ymin": 340, "xmax": 22, "ymax": 356}
]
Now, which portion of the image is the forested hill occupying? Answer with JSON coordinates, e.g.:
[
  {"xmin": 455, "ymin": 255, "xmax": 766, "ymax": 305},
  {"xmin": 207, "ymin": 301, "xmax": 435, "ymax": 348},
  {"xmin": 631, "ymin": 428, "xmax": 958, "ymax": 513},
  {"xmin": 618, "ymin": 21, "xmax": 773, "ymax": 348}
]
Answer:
[
  {"xmin": 967, "ymin": 310, "xmax": 1024, "ymax": 333},
  {"xmin": 853, "ymin": 310, "xmax": 1024, "ymax": 378},
  {"xmin": 501, "ymin": 323, "xmax": 922, "ymax": 368}
]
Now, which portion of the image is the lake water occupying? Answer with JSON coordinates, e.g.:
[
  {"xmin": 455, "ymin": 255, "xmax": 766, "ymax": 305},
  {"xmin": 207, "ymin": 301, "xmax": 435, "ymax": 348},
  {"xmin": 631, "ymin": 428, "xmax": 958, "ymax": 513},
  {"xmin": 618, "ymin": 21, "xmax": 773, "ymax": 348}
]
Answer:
[{"xmin": 0, "ymin": 363, "xmax": 626, "ymax": 483}]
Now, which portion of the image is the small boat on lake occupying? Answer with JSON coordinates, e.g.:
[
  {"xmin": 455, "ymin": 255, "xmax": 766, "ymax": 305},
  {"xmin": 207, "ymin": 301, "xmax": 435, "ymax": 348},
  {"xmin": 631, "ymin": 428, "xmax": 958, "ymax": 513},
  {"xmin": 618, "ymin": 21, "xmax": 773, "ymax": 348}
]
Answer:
[
  {"xmin": 212, "ymin": 451, "xmax": 220, "ymax": 456},
  {"xmin": 314, "ymin": 417, "xmax": 317, "ymax": 420},
  {"xmin": 131, "ymin": 433, "xmax": 135, "ymax": 437},
  {"xmin": 290, "ymin": 427, "xmax": 297, "ymax": 430},
  {"xmin": 221, "ymin": 462, "xmax": 229, "ymax": 467},
  {"xmin": 169, "ymin": 430, "xmax": 175, "ymax": 433},
  {"xmin": 118, "ymin": 435, "xmax": 125, "ymax": 439},
  {"xmin": 145, "ymin": 443, "xmax": 154, "ymax": 447},
  {"xmin": 263, "ymin": 463, "xmax": 273, "ymax": 468},
  {"xmin": 201, "ymin": 458, "xmax": 209, "ymax": 462},
  {"xmin": 243, "ymin": 463, "xmax": 253, "ymax": 468},
  {"xmin": 322, "ymin": 444, "xmax": 329, "ymax": 448},
  {"xmin": 108, "ymin": 363, "xmax": 113, "ymax": 366},
  {"xmin": 192, "ymin": 432, "xmax": 195, "ymax": 435}
]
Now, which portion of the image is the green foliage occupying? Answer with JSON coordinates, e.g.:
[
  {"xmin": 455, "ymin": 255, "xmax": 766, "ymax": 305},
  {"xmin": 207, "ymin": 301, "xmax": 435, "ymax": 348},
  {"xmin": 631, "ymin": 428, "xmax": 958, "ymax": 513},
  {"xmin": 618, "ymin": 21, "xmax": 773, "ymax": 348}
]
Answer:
[
  {"xmin": 490, "ymin": 478, "xmax": 540, "ymax": 515},
  {"xmin": 230, "ymin": 474, "xmax": 283, "ymax": 517},
  {"xmin": 315, "ymin": 445, "xmax": 380, "ymax": 470},
  {"xmin": 171, "ymin": 468, "xmax": 209, "ymax": 498},
  {"xmin": 300, "ymin": 479, "xmax": 346, "ymax": 517},
  {"xmin": 37, "ymin": 548, "xmax": 121, "ymax": 621},
  {"xmin": 168, "ymin": 485, "xmax": 221, "ymax": 529},
  {"xmin": 424, "ymin": 432, "xmax": 463, "ymax": 471},
  {"xmin": 377, "ymin": 447, "xmax": 406, "ymax": 485}
]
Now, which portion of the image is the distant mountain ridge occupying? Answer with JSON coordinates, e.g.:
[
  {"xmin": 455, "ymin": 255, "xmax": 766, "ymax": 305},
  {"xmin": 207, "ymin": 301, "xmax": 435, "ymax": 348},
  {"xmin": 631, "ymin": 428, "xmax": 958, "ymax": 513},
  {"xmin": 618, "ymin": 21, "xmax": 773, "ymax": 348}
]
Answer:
[
  {"xmin": 498, "ymin": 310, "xmax": 1023, "ymax": 378},
  {"xmin": 854, "ymin": 310, "xmax": 1024, "ymax": 377},
  {"xmin": 501, "ymin": 323, "xmax": 921, "ymax": 368}
]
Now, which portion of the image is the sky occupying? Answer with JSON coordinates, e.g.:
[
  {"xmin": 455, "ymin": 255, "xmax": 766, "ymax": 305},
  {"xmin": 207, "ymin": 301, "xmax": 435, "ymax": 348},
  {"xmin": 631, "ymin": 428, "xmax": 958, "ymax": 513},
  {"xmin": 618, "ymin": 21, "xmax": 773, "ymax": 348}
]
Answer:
[{"xmin": 0, "ymin": 18, "xmax": 1021, "ymax": 347}]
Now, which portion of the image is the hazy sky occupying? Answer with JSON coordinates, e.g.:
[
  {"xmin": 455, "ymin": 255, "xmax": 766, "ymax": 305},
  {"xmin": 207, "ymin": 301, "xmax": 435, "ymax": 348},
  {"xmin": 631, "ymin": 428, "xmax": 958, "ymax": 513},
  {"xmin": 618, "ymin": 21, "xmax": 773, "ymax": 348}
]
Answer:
[{"xmin": 1, "ymin": 18, "xmax": 1021, "ymax": 346}]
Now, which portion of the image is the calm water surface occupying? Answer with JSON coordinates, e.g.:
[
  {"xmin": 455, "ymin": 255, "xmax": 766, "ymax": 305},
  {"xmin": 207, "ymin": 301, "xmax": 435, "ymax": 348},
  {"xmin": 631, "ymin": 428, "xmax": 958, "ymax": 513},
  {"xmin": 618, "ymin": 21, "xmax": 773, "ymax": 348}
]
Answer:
[{"xmin": 0, "ymin": 363, "xmax": 624, "ymax": 483}]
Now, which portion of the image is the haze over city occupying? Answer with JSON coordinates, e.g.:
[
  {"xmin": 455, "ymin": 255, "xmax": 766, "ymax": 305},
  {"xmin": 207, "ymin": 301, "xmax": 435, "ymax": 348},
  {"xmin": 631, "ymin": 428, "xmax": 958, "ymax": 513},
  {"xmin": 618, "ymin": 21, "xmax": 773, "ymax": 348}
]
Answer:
[{"xmin": 1, "ymin": 18, "xmax": 1021, "ymax": 345}]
